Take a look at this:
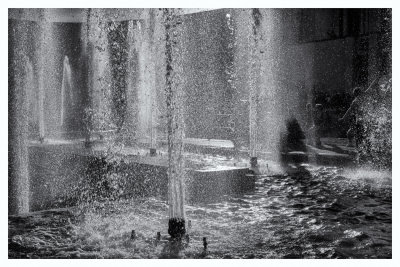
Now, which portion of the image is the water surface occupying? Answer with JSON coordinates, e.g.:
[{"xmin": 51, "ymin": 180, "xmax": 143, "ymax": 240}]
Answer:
[{"xmin": 9, "ymin": 165, "xmax": 391, "ymax": 258}]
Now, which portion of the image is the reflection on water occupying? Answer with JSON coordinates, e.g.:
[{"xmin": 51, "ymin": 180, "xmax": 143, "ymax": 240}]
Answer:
[{"xmin": 9, "ymin": 166, "xmax": 391, "ymax": 259}]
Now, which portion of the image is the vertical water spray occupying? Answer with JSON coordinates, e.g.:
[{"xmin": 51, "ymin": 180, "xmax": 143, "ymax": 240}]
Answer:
[
  {"xmin": 163, "ymin": 8, "xmax": 186, "ymax": 239},
  {"xmin": 134, "ymin": 10, "xmax": 158, "ymax": 151},
  {"xmin": 37, "ymin": 9, "xmax": 51, "ymax": 142},
  {"xmin": 147, "ymin": 9, "xmax": 158, "ymax": 154},
  {"xmin": 252, "ymin": 9, "xmax": 284, "ymax": 158},
  {"xmin": 249, "ymin": 9, "xmax": 262, "ymax": 168},
  {"xmin": 83, "ymin": 8, "xmax": 95, "ymax": 146},
  {"xmin": 107, "ymin": 17, "xmax": 129, "ymax": 134},
  {"xmin": 133, "ymin": 19, "xmax": 146, "ymax": 140},
  {"xmin": 90, "ymin": 9, "xmax": 114, "ymax": 137},
  {"xmin": 126, "ymin": 19, "xmax": 139, "ymax": 142},
  {"xmin": 225, "ymin": 12, "xmax": 239, "ymax": 155},
  {"xmin": 60, "ymin": 56, "xmax": 73, "ymax": 128},
  {"xmin": 9, "ymin": 16, "xmax": 30, "ymax": 214}
]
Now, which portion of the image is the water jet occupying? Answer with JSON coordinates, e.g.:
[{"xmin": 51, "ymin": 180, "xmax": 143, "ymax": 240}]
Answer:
[{"xmin": 163, "ymin": 8, "xmax": 186, "ymax": 239}]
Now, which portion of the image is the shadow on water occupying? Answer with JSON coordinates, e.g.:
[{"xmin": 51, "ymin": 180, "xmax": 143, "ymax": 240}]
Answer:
[{"xmin": 279, "ymin": 117, "xmax": 309, "ymax": 167}]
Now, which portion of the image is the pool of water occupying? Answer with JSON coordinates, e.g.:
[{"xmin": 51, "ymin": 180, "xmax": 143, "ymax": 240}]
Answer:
[{"xmin": 9, "ymin": 165, "xmax": 391, "ymax": 259}]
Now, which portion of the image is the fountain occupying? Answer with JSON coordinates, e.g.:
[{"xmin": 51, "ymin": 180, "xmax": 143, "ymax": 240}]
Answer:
[{"xmin": 8, "ymin": 8, "xmax": 392, "ymax": 259}]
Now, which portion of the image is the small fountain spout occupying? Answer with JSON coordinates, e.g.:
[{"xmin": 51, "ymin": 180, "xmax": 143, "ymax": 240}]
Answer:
[
  {"xmin": 168, "ymin": 217, "xmax": 186, "ymax": 239},
  {"xmin": 203, "ymin": 237, "xmax": 208, "ymax": 251}
]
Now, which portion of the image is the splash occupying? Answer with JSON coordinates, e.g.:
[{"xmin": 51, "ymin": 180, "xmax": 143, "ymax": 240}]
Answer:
[{"xmin": 341, "ymin": 167, "xmax": 391, "ymax": 186}]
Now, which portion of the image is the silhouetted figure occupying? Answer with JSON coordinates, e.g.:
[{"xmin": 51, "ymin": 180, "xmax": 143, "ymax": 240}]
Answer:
[
  {"xmin": 280, "ymin": 118, "xmax": 308, "ymax": 165},
  {"xmin": 285, "ymin": 118, "xmax": 306, "ymax": 151}
]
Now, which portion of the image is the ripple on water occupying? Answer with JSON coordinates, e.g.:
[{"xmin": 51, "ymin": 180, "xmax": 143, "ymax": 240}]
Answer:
[{"xmin": 8, "ymin": 166, "xmax": 391, "ymax": 258}]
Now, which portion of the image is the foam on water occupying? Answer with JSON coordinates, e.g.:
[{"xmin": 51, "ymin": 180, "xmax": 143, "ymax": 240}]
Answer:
[{"xmin": 341, "ymin": 167, "xmax": 391, "ymax": 184}]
